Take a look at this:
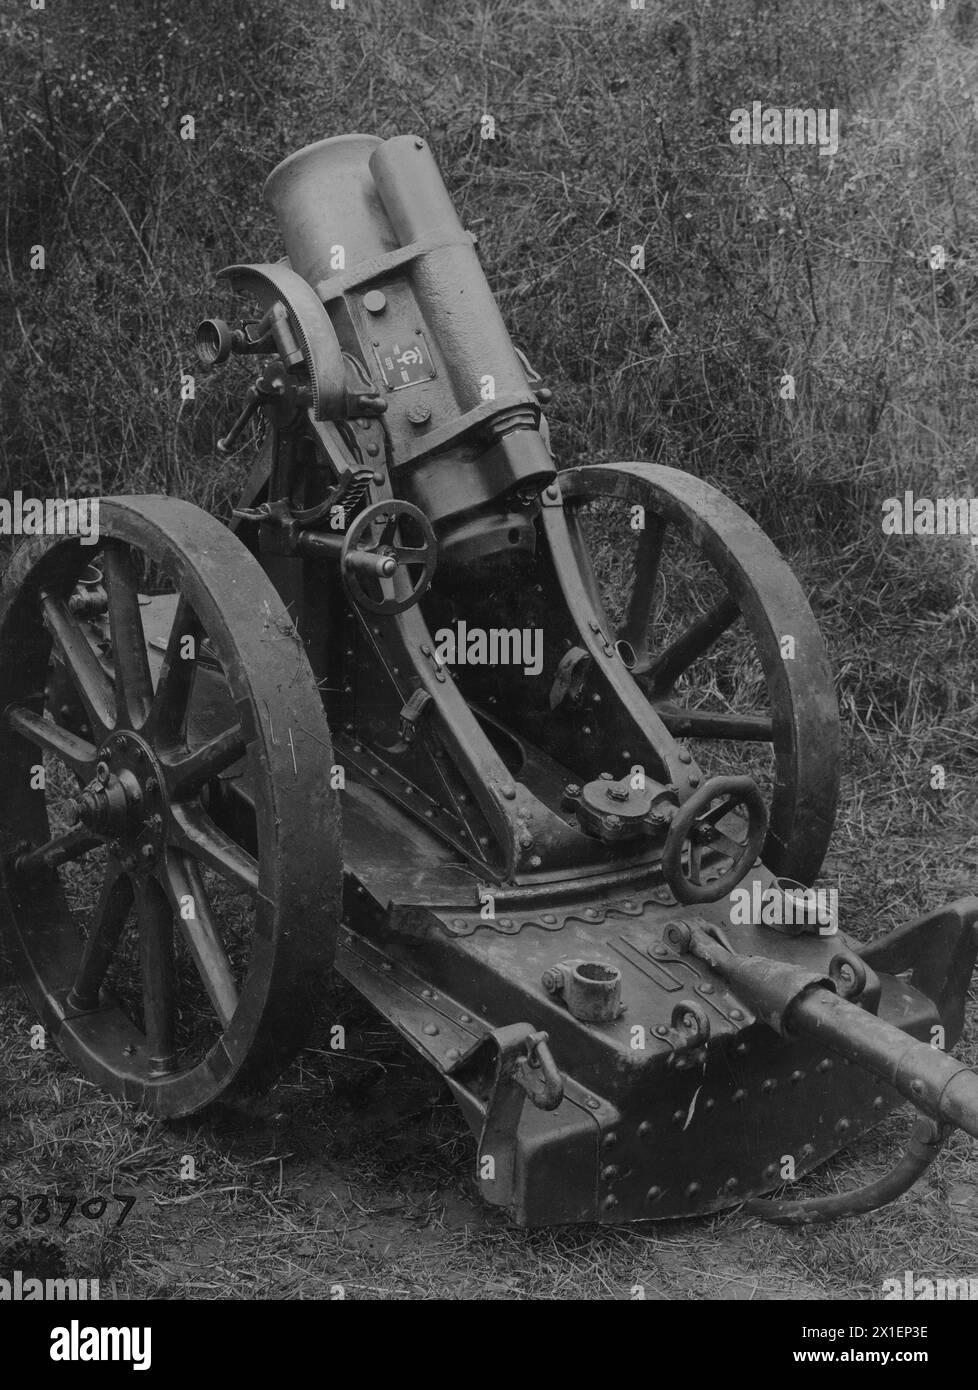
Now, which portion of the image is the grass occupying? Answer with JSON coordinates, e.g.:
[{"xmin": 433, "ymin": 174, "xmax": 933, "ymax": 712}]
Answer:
[{"xmin": 2, "ymin": 0, "xmax": 978, "ymax": 1298}]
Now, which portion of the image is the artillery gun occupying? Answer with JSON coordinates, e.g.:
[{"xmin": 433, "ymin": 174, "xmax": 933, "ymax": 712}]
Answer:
[{"xmin": 2, "ymin": 134, "xmax": 977, "ymax": 1225}]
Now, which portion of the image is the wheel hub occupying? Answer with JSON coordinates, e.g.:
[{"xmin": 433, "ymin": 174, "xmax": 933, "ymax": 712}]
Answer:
[{"xmin": 70, "ymin": 730, "xmax": 167, "ymax": 869}]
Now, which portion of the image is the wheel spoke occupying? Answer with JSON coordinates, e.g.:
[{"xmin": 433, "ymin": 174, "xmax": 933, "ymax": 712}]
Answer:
[
  {"xmin": 150, "ymin": 596, "xmax": 205, "ymax": 745},
  {"xmin": 163, "ymin": 852, "xmax": 239, "ymax": 1029},
  {"xmin": 68, "ymin": 863, "xmax": 134, "ymax": 1011},
  {"xmin": 12, "ymin": 825, "xmax": 101, "ymax": 874},
  {"xmin": 137, "ymin": 875, "xmax": 177, "ymax": 1075},
  {"xmin": 619, "ymin": 514, "xmax": 667, "ymax": 659},
  {"xmin": 652, "ymin": 703, "xmax": 774, "ymax": 742},
  {"xmin": 165, "ymin": 726, "xmax": 247, "ymax": 798},
  {"xmin": 40, "ymin": 593, "xmax": 115, "ymax": 735},
  {"xmin": 2, "ymin": 704, "xmax": 97, "ymax": 779},
  {"xmin": 639, "ymin": 595, "xmax": 741, "ymax": 693},
  {"xmin": 103, "ymin": 543, "xmax": 154, "ymax": 730},
  {"xmin": 168, "ymin": 802, "xmax": 259, "ymax": 895}
]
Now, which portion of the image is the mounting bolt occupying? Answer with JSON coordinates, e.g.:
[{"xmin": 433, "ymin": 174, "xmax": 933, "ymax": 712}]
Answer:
[
  {"xmin": 605, "ymin": 784, "xmax": 629, "ymax": 802},
  {"xmin": 604, "ymin": 814, "xmax": 623, "ymax": 831},
  {"xmin": 542, "ymin": 967, "xmax": 564, "ymax": 994},
  {"xmin": 677, "ymin": 747, "xmax": 692, "ymax": 765},
  {"xmin": 96, "ymin": 761, "xmax": 110, "ymax": 785},
  {"xmin": 139, "ymin": 844, "xmax": 155, "ymax": 863}
]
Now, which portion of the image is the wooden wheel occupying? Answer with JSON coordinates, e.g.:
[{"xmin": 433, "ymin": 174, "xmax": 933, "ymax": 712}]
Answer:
[
  {"xmin": 559, "ymin": 464, "xmax": 840, "ymax": 884},
  {"xmin": 0, "ymin": 496, "xmax": 341, "ymax": 1116}
]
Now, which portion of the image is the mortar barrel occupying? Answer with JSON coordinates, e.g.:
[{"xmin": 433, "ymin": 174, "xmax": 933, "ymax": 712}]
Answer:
[{"xmin": 263, "ymin": 134, "xmax": 398, "ymax": 287}]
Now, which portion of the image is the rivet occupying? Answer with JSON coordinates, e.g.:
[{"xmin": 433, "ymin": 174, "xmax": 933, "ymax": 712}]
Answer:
[
  {"xmin": 817, "ymin": 1058, "xmax": 833, "ymax": 1073},
  {"xmin": 637, "ymin": 1121, "xmax": 653, "ymax": 1139},
  {"xmin": 725, "ymin": 1177, "xmax": 739, "ymax": 1192},
  {"xmin": 654, "ymin": 1025, "xmax": 669, "ymax": 1037},
  {"xmin": 761, "ymin": 1078, "xmax": 777, "ymax": 1094},
  {"xmin": 422, "ymin": 1024, "xmax": 439, "ymax": 1037},
  {"xmin": 735, "ymin": 1042, "xmax": 748, "ymax": 1056},
  {"xmin": 601, "ymin": 1195, "xmax": 618, "ymax": 1212},
  {"xmin": 498, "ymin": 916, "xmax": 513, "ymax": 928},
  {"xmin": 672, "ymin": 1109, "xmax": 685, "ymax": 1125},
  {"xmin": 732, "ymin": 1088, "xmax": 747, "ymax": 1103},
  {"xmin": 645, "ymin": 1186, "xmax": 662, "ymax": 1204},
  {"xmin": 698, "ymin": 984, "xmax": 714, "ymax": 994},
  {"xmin": 584, "ymin": 908, "xmax": 599, "ymax": 920},
  {"xmin": 363, "ymin": 289, "xmax": 387, "ymax": 314},
  {"xmin": 652, "ymin": 945, "xmax": 668, "ymax": 959},
  {"xmin": 601, "ymin": 1165, "xmax": 619, "ymax": 1182},
  {"xmin": 790, "ymin": 1069, "xmax": 805, "ymax": 1085},
  {"xmin": 370, "ymin": 766, "xmax": 380, "ymax": 777},
  {"xmin": 586, "ymin": 1097, "xmax": 601, "ymax": 1110},
  {"xmin": 541, "ymin": 913, "xmax": 557, "ymax": 924},
  {"xmin": 730, "ymin": 1009, "xmax": 745, "ymax": 1022},
  {"xmin": 872, "ymin": 1095, "xmax": 885, "ymax": 1111},
  {"xmin": 910, "ymin": 1079, "xmax": 925, "ymax": 1096},
  {"xmin": 677, "ymin": 748, "xmax": 692, "ymax": 764},
  {"xmin": 800, "ymin": 1143, "xmax": 814, "ymax": 1158},
  {"xmin": 452, "ymin": 918, "xmax": 467, "ymax": 929},
  {"xmin": 421, "ymin": 989, "xmax": 433, "ymax": 999},
  {"xmin": 602, "ymin": 1132, "xmax": 618, "ymax": 1148},
  {"xmin": 460, "ymin": 1014, "xmax": 472, "ymax": 1024},
  {"xmin": 500, "ymin": 783, "xmax": 516, "ymax": 799},
  {"xmin": 835, "ymin": 1118, "xmax": 850, "ymax": 1135},
  {"xmin": 704, "ymin": 1097, "xmax": 715, "ymax": 1111},
  {"xmin": 685, "ymin": 1182, "xmax": 701, "ymax": 1199},
  {"xmin": 446, "ymin": 1048, "xmax": 461, "ymax": 1062},
  {"xmin": 763, "ymin": 1163, "xmax": 777, "ymax": 1179},
  {"xmin": 621, "ymin": 899, "xmax": 635, "ymax": 909},
  {"xmin": 380, "ymin": 963, "xmax": 392, "ymax": 973}
]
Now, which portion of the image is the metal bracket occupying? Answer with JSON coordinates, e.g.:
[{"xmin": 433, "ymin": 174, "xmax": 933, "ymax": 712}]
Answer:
[{"xmin": 476, "ymin": 1024, "xmax": 564, "ymax": 1207}]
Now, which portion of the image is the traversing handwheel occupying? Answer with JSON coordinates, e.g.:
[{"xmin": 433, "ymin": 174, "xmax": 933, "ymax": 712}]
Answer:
[
  {"xmin": 0, "ymin": 496, "xmax": 341, "ymax": 1116},
  {"xmin": 661, "ymin": 775, "xmax": 768, "ymax": 904},
  {"xmin": 341, "ymin": 499, "xmax": 437, "ymax": 616}
]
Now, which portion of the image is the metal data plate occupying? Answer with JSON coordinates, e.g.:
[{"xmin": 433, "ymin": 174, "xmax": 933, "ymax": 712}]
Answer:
[{"xmin": 373, "ymin": 331, "xmax": 437, "ymax": 389}]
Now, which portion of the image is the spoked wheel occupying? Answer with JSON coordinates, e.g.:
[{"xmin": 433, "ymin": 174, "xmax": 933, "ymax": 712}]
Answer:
[
  {"xmin": 559, "ymin": 463, "xmax": 840, "ymax": 884},
  {"xmin": 0, "ymin": 496, "xmax": 341, "ymax": 1116}
]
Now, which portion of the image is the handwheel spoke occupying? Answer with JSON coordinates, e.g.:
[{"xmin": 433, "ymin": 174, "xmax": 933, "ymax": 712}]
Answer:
[
  {"xmin": 2, "ymin": 705, "xmax": 97, "ymax": 779},
  {"xmin": 640, "ymin": 595, "xmax": 741, "ymax": 693},
  {"xmin": 68, "ymin": 862, "xmax": 134, "ymax": 1011},
  {"xmin": 169, "ymin": 802, "xmax": 259, "ymax": 895},
  {"xmin": 704, "ymin": 830, "xmax": 746, "ymax": 862},
  {"xmin": 150, "ymin": 596, "xmax": 205, "ymax": 745},
  {"xmin": 620, "ymin": 514, "xmax": 667, "ymax": 658},
  {"xmin": 40, "ymin": 593, "xmax": 115, "ymax": 735},
  {"xmin": 13, "ymin": 825, "xmax": 101, "ymax": 874},
  {"xmin": 102, "ymin": 543, "xmax": 154, "ymax": 730},
  {"xmin": 162, "ymin": 852, "xmax": 239, "ymax": 1029},
  {"xmin": 699, "ymin": 795, "xmax": 743, "ymax": 827},
  {"xmin": 652, "ymin": 702, "xmax": 774, "ymax": 742},
  {"xmin": 136, "ymin": 875, "xmax": 177, "ymax": 1075},
  {"xmin": 166, "ymin": 725, "xmax": 247, "ymax": 798}
]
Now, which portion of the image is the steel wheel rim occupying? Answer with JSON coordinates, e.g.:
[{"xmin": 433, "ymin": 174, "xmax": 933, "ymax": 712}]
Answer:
[
  {"xmin": 0, "ymin": 496, "xmax": 341, "ymax": 1115},
  {"xmin": 559, "ymin": 463, "xmax": 840, "ymax": 883}
]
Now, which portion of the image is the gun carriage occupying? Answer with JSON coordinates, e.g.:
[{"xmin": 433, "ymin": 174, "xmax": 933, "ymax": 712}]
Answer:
[{"xmin": 3, "ymin": 134, "xmax": 977, "ymax": 1225}]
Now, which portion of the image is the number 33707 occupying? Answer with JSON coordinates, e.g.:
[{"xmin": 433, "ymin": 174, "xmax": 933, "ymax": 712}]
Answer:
[{"xmin": 1, "ymin": 1193, "xmax": 136, "ymax": 1229}]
